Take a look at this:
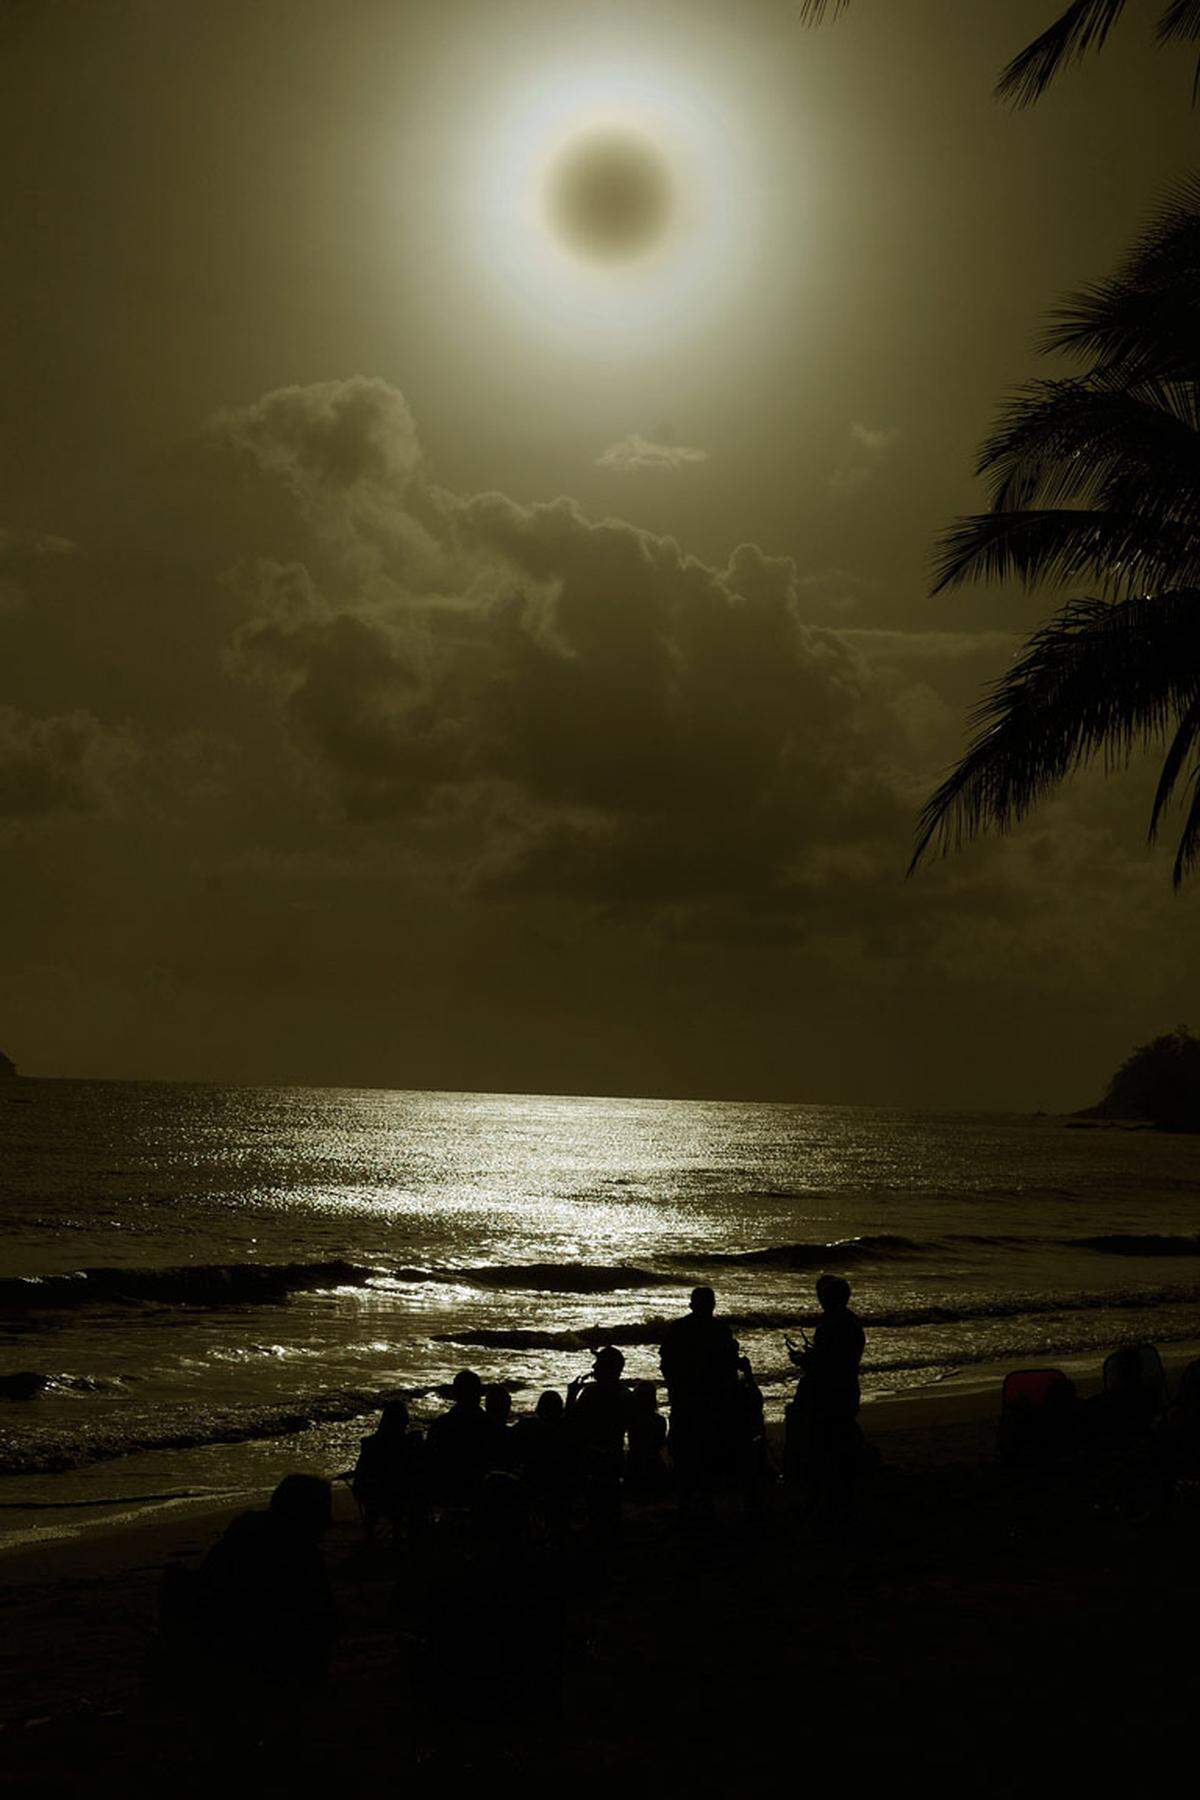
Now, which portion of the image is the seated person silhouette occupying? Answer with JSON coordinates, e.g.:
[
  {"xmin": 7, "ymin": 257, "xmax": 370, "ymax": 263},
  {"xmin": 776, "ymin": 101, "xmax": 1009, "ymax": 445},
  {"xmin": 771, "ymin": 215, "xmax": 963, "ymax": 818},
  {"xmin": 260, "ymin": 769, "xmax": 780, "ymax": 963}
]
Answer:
[
  {"xmin": 659, "ymin": 1286, "xmax": 739, "ymax": 1511},
  {"xmin": 567, "ymin": 1346, "xmax": 634, "ymax": 1538},
  {"xmin": 514, "ymin": 1389, "xmax": 576, "ymax": 1532},
  {"xmin": 625, "ymin": 1380, "xmax": 669, "ymax": 1497},
  {"xmin": 1088, "ymin": 1345, "xmax": 1162, "ymax": 1458},
  {"xmin": 484, "ymin": 1382, "xmax": 516, "ymax": 1471},
  {"xmin": 425, "ymin": 1369, "xmax": 491, "ymax": 1504},
  {"xmin": 178, "ymin": 1473, "xmax": 335, "ymax": 1743},
  {"xmin": 351, "ymin": 1399, "xmax": 427, "ymax": 1542},
  {"xmin": 786, "ymin": 1274, "xmax": 866, "ymax": 1517}
]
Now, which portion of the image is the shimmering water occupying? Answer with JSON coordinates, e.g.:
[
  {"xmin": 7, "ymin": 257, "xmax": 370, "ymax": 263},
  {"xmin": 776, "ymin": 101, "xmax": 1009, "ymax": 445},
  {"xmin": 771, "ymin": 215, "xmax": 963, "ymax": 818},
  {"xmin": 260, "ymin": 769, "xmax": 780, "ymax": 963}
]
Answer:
[{"xmin": 2, "ymin": 1079, "xmax": 1199, "ymax": 1544}]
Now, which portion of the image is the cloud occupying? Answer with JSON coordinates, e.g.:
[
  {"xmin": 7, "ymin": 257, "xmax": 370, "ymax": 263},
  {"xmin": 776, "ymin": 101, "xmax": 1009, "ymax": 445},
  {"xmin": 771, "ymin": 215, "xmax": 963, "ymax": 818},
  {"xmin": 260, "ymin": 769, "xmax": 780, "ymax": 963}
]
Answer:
[
  {"xmin": 4, "ymin": 373, "xmax": 1196, "ymax": 1102},
  {"xmin": 829, "ymin": 420, "xmax": 901, "ymax": 500},
  {"xmin": 595, "ymin": 433, "xmax": 709, "ymax": 473},
  {"xmin": 0, "ymin": 705, "xmax": 132, "ymax": 819},
  {"xmin": 214, "ymin": 382, "xmax": 908, "ymax": 923},
  {"xmin": 849, "ymin": 423, "xmax": 900, "ymax": 456},
  {"xmin": 0, "ymin": 526, "xmax": 73, "ymax": 617}
]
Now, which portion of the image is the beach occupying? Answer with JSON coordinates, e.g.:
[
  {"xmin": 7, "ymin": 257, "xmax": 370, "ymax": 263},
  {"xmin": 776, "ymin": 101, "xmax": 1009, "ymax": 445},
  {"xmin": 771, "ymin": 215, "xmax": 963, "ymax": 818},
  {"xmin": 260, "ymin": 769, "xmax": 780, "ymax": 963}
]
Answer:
[
  {"xmin": 4, "ymin": 1366, "xmax": 1197, "ymax": 1797},
  {"xmin": 5, "ymin": 1082, "xmax": 1199, "ymax": 1791},
  {"xmin": 7, "ymin": 1080, "xmax": 1200, "ymax": 1550}
]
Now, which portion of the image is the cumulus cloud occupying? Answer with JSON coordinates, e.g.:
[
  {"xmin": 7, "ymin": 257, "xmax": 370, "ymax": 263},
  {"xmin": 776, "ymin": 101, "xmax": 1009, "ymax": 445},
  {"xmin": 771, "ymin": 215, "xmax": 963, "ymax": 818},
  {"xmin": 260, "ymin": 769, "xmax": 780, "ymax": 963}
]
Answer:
[
  {"xmin": 595, "ymin": 433, "xmax": 709, "ymax": 473},
  {"xmin": 4, "ymin": 372, "xmax": 1194, "ymax": 1101},
  {"xmin": 213, "ymin": 381, "xmax": 912, "ymax": 926}
]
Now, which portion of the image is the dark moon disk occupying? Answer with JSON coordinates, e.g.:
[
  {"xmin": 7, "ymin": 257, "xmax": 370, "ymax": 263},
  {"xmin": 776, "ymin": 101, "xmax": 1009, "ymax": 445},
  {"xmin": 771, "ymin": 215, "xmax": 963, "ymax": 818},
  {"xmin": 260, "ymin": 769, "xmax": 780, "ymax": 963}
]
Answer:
[{"xmin": 546, "ymin": 128, "xmax": 673, "ymax": 260}]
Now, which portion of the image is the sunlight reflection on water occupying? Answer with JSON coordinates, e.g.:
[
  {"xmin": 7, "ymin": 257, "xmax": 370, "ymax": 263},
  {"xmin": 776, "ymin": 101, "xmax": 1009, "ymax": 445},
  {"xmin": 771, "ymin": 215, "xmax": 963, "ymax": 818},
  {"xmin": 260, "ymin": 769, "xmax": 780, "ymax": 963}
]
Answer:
[{"xmin": 5, "ymin": 1081, "xmax": 1200, "ymax": 1539}]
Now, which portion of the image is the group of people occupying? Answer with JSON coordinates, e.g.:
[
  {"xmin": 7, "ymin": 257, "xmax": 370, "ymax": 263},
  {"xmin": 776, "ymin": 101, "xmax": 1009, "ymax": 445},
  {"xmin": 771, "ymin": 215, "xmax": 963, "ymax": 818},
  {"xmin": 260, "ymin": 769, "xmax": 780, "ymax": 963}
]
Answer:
[
  {"xmin": 157, "ymin": 1278, "xmax": 867, "ymax": 1754},
  {"xmin": 353, "ymin": 1276, "xmax": 866, "ymax": 1536},
  {"xmin": 355, "ymin": 1284, "xmax": 769, "ymax": 1541}
]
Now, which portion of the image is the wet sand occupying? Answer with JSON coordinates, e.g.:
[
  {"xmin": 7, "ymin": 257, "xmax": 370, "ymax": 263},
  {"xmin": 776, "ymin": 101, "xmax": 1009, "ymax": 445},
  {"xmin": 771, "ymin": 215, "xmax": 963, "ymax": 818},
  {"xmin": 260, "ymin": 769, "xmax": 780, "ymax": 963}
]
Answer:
[{"xmin": 2, "ymin": 1376, "xmax": 1197, "ymax": 1796}]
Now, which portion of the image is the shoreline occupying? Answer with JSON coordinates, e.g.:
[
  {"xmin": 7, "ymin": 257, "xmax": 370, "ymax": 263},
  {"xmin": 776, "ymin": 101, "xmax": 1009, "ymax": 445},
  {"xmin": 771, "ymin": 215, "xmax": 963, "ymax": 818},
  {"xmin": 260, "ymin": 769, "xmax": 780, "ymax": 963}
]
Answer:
[
  {"xmin": 3, "ymin": 1349, "xmax": 1198, "ymax": 1795},
  {"xmin": 6, "ymin": 1335, "xmax": 1198, "ymax": 1573}
]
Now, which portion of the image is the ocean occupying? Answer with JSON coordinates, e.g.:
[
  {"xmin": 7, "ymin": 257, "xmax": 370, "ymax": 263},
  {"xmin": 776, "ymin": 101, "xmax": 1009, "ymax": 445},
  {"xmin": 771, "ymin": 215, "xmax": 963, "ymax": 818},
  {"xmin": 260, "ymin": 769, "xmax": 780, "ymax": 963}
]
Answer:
[{"xmin": 2, "ymin": 1078, "xmax": 1199, "ymax": 1547}]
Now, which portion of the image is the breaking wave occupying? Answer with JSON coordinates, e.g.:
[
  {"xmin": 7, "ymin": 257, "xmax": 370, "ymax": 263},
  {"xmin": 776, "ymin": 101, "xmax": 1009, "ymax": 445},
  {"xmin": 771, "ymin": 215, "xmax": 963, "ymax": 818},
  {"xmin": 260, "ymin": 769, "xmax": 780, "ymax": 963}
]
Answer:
[
  {"xmin": 1068, "ymin": 1233, "xmax": 1200, "ymax": 1257},
  {"xmin": 0, "ymin": 1383, "xmax": 425, "ymax": 1477},
  {"xmin": 447, "ymin": 1263, "xmax": 680, "ymax": 1293},
  {"xmin": 0, "ymin": 1260, "xmax": 379, "ymax": 1313},
  {"xmin": 435, "ymin": 1283, "xmax": 1200, "ymax": 1354}
]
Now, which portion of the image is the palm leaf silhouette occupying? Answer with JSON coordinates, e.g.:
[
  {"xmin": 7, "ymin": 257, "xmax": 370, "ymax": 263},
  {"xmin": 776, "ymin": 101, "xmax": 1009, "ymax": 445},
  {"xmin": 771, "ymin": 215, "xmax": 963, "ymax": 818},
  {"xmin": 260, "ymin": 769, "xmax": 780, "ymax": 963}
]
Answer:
[
  {"xmin": 914, "ymin": 180, "xmax": 1200, "ymax": 882},
  {"xmin": 800, "ymin": 1, "xmax": 1200, "ymax": 102}
]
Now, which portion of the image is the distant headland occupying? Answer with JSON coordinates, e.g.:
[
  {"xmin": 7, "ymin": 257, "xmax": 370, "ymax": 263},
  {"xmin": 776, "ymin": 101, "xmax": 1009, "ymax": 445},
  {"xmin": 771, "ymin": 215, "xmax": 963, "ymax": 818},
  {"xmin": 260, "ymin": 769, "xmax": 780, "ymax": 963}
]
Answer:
[
  {"xmin": 1077, "ymin": 1027, "xmax": 1200, "ymax": 1133},
  {"xmin": 0, "ymin": 1050, "xmax": 17, "ymax": 1079}
]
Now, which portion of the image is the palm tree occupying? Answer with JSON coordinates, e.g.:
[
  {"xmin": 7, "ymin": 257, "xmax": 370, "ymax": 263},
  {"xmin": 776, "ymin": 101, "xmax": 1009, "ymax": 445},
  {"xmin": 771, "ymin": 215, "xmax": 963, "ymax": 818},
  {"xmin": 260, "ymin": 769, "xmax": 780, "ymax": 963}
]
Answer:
[
  {"xmin": 799, "ymin": 1, "xmax": 1200, "ymax": 104},
  {"xmin": 910, "ymin": 179, "xmax": 1200, "ymax": 884}
]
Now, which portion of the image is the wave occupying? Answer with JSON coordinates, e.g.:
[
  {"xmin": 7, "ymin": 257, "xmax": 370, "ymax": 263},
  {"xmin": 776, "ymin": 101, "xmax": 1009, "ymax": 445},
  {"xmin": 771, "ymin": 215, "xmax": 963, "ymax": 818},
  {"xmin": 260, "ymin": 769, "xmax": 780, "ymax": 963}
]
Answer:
[
  {"xmin": 435, "ymin": 1283, "xmax": 1200, "ymax": 1354},
  {"xmin": 0, "ymin": 1370, "xmax": 126, "ymax": 1400},
  {"xmin": 0, "ymin": 1260, "xmax": 379, "ymax": 1314},
  {"xmin": 439, "ymin": 1310, "xmax": 820, "ymax": 1353},
  {"xmin": 449, "ymin": 1263, "xmax": 679, "ymax": 1293},
  {"xmin": 667, "ymin": 1235, "xmax": 920, "ymax": 1271},
  {"xmin": 1068, "ymin": 1233, "xmax": 1200, "ymax": 1257},
  {"xmin": 0, "ymin": 1382, "xmax": 431, "ymax": 1477}
]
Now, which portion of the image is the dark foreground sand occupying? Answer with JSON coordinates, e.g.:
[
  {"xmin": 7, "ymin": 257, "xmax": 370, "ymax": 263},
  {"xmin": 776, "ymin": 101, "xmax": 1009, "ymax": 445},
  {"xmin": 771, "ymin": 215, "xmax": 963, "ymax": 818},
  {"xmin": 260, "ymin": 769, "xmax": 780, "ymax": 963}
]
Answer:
[{"xmin": 2, "ymin": 1376, "xmax": 1198, "ymax": 1797}]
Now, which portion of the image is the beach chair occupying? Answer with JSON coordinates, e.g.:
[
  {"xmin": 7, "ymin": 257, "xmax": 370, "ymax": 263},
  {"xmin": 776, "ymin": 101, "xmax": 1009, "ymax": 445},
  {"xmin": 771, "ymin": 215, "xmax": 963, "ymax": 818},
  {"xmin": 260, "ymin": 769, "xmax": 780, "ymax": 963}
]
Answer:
[{"xmin": 998, "ymin": 1368, "xmax": 1079, "ymax": 1465}]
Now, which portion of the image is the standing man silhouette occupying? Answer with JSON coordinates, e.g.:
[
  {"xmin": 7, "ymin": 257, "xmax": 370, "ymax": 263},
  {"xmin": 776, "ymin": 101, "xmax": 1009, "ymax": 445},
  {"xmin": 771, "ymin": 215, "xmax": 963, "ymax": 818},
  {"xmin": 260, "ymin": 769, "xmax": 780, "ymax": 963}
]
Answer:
[{"xmin": 660, "ymin": 1286, "xmax": 739, "ymax": 1516}]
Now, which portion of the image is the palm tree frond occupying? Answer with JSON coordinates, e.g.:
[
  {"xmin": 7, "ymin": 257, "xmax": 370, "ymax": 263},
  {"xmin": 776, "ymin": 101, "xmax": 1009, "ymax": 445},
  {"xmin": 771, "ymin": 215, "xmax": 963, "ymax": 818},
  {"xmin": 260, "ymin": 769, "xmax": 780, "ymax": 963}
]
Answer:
[
  {"xmin": 1149, "ymin": 693, "xmax": 1200, "ymax": 840},
  {"xmin": 796, "ymin": 1, "xmax": 849, "ymax": 20},
  {"xmin": 1173, "ymin": 768, "xmax": 1200, "ymax": 883},
  {"xmin": 995, "ymin": 1, "xmax": 1129, "ymax": 106},
  {"xmin": 909, "ymin": 591, "xmax": 1200, "ymax": 874},
  {"xmin": 1158, "ymin": 0, "xmax": 1200, "ymax": 42},
  {"xmin": 931, "ymin": 509, "xmax": 1200, "ymax": 597},
  {"xmin": 978, "ymin": 378, "xmax": 1200, "ymax": 518},
  {"xmin": 1043, "ymin": 177, "xmax": 1200, "ymax": 373}
]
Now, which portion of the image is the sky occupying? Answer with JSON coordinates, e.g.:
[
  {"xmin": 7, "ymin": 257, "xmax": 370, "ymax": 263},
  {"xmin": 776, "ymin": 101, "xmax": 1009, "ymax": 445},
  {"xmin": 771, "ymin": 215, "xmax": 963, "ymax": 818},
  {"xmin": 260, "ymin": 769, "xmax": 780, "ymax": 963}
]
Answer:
[{"xmin": 2, "ymin": 0, "xmax": 1199, "ymax": 1107}]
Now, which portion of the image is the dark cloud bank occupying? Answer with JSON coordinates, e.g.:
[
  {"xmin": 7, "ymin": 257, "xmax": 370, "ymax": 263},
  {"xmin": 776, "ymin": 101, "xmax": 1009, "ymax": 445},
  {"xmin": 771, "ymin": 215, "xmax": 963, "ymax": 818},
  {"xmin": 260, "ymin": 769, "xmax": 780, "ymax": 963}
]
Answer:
[{"xmin": 2, "ymin": 378, "xmax": 1194, "ymax": 1104}]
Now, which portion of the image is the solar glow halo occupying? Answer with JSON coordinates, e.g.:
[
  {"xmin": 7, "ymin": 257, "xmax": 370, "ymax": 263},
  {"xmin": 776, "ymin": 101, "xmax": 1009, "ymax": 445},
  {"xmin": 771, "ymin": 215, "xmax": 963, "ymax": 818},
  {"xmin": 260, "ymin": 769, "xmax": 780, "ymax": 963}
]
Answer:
[{"xmin": 470, "ymin": 58, "xmax": 755, "ymax": 346}]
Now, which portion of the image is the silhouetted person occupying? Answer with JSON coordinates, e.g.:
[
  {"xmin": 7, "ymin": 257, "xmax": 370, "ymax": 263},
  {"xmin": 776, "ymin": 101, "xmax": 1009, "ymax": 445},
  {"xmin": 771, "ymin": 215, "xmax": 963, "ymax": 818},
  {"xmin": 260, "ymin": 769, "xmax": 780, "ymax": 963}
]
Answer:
[
  {"xmin": 734, "ymin": 1351, "xmax": 769, "ymax": 1507},
  {"xmin": 787, "ymin": 1274, "xmax": 865, "ymax": 1520},
  {"xmin": 426, "ymin": 1369, "xmax": 491, "ymax": 1504},
  {"xmin": 1093, "ymin": 1346, "xmax": 1160, "ymax": 1442},
  {"xmin": 184, "ymin": 1473, "xmax": 335, "ymax": 1750},
  {"xmin": 515, "ymin": 1389, "xmax": 575, "ymax": 1534},
  {"xmin": 660, "ymin": 1286, "xmax": 738, "ymax": 1512},
  {"xmin": 567, "ymin": 1346, "xmax": 633, "ymax": 1539},
  {"xmin": 484, "ymin": 1382, "xmax": 516, "ymax": 1471},
  {"xmin": 352, "ymin": 1399, "xmax": 428, "ymax": 1542},
  {"xmin": 625, "ymin": 1380, "xmax": 669, "ymax": 1498}
]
